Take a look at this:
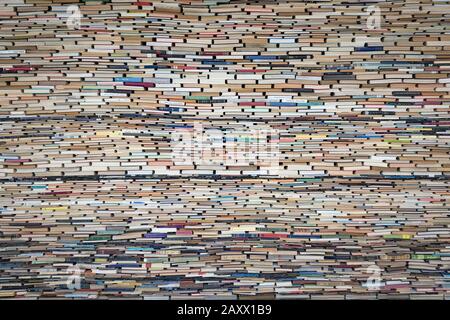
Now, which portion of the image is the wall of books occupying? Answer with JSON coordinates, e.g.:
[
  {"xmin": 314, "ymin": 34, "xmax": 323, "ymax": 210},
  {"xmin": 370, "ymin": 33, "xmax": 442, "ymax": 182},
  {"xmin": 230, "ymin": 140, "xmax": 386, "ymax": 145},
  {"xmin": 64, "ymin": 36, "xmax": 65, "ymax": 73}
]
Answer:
[{"xmin": 0, "ymin": 0, "xmax": 449, "ymax": 299}]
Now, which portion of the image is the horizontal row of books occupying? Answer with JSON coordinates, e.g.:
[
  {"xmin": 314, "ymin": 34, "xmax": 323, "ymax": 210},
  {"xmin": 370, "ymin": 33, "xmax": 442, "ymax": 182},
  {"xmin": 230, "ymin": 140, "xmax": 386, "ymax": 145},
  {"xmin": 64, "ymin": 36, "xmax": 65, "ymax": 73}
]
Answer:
[
  {"xmin": 0, "ymin": 0, "xmax": 449, "ymax": 299},
  {"xmin": 1, "ymin": 178, "xmax": 449, "ymax": 298},
  {"xmin": 0, "ymin": 118, "xmax": 449, "ymax": 178}
]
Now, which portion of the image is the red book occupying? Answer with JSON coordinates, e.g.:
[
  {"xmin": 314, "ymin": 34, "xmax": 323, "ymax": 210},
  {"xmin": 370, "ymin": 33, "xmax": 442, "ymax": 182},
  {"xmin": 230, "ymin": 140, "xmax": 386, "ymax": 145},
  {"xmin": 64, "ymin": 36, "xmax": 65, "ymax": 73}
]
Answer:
[
  {"xmin": 260, "ymin": 233, "xmax": 288, "ymax": 239},
  {"xmin": 236, "ymin": 69, "xmax": 266, "ymax": 73},
  {"xmin": 6, "ymin": 67, "xmax": 34, "ymax": 72}
]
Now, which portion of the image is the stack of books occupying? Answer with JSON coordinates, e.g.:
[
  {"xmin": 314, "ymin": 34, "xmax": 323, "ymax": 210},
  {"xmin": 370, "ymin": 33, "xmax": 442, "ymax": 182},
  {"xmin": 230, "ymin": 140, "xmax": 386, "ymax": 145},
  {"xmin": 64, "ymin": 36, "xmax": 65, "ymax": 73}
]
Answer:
[{"xmin": 0, "ymin": 0, "xmax": 449, "ymax": 299}]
